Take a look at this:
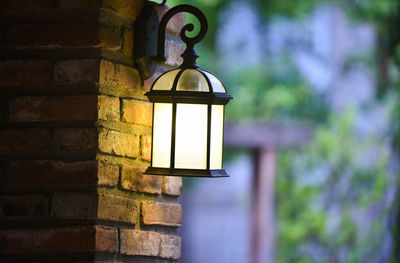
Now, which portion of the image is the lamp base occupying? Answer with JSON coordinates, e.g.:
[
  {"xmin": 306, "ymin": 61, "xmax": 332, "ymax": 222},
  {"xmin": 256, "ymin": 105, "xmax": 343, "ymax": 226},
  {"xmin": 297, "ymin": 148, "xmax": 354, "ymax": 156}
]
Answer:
[{"xmin": 144, "ymin": 167, "xmax": 229, "ymax": 178}]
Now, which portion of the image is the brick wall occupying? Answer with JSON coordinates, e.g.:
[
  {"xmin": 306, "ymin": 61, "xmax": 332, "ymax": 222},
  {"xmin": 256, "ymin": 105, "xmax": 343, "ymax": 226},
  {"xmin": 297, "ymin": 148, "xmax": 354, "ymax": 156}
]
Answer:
[{"xmin": 0, "ymin": 1, "xmax": 184, "ymax": 262}]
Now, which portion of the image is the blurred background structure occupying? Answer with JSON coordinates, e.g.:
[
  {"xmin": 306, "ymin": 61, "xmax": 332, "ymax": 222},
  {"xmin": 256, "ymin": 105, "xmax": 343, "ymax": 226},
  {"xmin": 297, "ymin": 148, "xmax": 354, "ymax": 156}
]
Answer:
[{"xmin": 167, "ymin": 0, "xmax": 400, "ymax": 262}]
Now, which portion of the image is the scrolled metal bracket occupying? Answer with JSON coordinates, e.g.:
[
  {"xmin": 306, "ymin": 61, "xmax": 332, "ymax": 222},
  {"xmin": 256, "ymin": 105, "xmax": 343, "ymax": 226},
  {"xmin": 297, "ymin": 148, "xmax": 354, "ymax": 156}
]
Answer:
[
  {"xmin": 155, "ymin": 4, "xmax": 208, "ymax": 68},
  {"xmin": 133, "ymin": 1, "xmax": 208, "ymax": 80}
]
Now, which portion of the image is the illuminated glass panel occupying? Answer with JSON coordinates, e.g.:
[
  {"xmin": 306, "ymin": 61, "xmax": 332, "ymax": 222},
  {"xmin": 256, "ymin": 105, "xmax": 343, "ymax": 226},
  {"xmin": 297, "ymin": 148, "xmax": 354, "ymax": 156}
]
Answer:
[
  {"xmin": 152, "ymin": 103, "xmax": 172, "ymax": 168},
  {"xmin": 152, "ymin": 70, "xmax": 180, "ymax": 90},
  {"xmin": 174, "ymin": 103, "xmax": 208, "ymax": 169},
  {"xmin": 210, "ymin": 105, "xmax": 224, "ymax": 169},
  {"xmin": 202, "ymin": 71, "xmax": 226, "ymax": 93}
]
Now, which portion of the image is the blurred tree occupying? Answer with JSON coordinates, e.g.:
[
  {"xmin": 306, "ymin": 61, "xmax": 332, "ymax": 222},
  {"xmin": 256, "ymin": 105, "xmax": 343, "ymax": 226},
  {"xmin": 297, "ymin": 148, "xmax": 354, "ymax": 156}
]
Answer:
[{"xmin": 164, "ymin": 0, "xmax": 400, "ymax": 261}]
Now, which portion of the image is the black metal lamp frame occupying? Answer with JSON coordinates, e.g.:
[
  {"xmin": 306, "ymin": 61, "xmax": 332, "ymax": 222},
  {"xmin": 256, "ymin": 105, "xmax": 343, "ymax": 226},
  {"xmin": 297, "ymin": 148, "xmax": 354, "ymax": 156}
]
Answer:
[{"xmin": 137, "ymin": 1, "xmax": 232, "ymax": 177}]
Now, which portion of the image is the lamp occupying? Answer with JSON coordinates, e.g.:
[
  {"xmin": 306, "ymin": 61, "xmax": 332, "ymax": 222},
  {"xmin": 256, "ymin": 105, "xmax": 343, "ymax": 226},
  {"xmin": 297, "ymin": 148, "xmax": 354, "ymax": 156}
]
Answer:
[{"xmin": 137, "ymin": 1, "xmax": 232, "ymax": 177}]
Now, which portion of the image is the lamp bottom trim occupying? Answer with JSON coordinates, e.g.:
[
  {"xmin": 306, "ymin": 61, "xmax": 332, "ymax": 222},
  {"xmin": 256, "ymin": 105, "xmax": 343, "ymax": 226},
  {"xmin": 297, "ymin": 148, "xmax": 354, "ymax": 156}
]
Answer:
[{"xmin": 144, "ymin": 167, "xmax": 229, "ymax": 177}]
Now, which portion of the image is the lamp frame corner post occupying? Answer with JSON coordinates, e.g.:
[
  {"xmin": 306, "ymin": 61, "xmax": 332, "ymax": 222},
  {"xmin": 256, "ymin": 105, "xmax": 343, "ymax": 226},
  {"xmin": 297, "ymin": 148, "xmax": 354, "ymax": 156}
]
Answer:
[{"xmin": 137, "ymin": 1, "xmax": 233, "ymax": 178}]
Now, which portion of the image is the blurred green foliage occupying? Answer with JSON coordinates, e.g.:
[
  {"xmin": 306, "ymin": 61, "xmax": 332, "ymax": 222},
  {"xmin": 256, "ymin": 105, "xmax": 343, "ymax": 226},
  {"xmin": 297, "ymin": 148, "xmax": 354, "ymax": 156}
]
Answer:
[
  {"xmin": 276, "ymin": 107, "xmax": 392, "ymax": 262},
  {"xmin": 167, "ymin": 0, "xmax": 400, "ymax": 261}
]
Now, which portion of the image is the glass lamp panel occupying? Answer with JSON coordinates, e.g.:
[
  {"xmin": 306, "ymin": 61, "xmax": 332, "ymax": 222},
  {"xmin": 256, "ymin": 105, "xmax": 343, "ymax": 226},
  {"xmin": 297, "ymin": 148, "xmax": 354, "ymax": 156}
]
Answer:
[
  {"xmin": 210, "ymin": 105, "xmax": 224, "ymax": 169},
  {"xmin": 152, "ymin": 69, "xmax": 180, "ymax": 90},
  {"xmin": 174, "ymin": 103, "xmax": 208, "ymax": 169},
  {"xmin": 152, "ymin": 103, "xmax": 173, "ymax": 168},
  {"xmin": 202, "ymin": 71, "xmax": 226, "ymax": 93},
  {"xmin": 176, "ymin": 69, "xmax": 209, "ymax": 92}
]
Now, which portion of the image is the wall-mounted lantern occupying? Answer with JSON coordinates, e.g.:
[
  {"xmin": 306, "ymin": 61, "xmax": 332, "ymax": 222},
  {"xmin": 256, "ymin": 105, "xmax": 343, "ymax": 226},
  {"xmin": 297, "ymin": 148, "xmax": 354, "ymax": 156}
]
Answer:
[{"xmin": 135, "ymin": 1, "xmax": 232, "ymax": 177}]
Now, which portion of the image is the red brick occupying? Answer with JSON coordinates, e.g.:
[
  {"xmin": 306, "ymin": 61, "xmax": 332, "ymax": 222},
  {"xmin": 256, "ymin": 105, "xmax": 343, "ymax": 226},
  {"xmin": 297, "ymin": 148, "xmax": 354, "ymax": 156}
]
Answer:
[
  {"xmin": 95, "ymin": 226, "xmax": 118, "ymax": 253},
  {"xmin": 0, "ymin": 0, "xmax": 53, "ymax": 10},
  {"xmin": 54, "ymin": 60, "xmax": 99, "ymax": 84},
  {"xmin": 98, "ymin": 161, "xmax": 119, "ymax": 186},
  {"xmin": 160, "ymin": 235, "xmax": 181, "ymax": 259},
  {"xmin": 99, "ymin": 60, "xmax": 141, "ymax": 92},
  {"xmin": 0, "ymin": 60, "xmax": 51, "ymax": 87},
  {"xmin": 58, "ymin": 0, "xmax": 101, "ymax": 9},
  {"xmin": 0, "ymin": 162, "xmax": 7, "ymax": 186},
  {"xmin": 99, "ymin": 25, "xmax": 121, "ymax": 50},
  {"xmin": 0, "ymin": 226, "xmax": 117, "ymax": 253},
  {"xmin": 141, "ymin": 135, "xmax": 151, "ymax": 161},
  {"xmin": 101, "ymin": 0, "xmax": 144, "ymax": 20},
  {"xmin": 141, "ymin": 202, "xmax": 181, "ymax": 227},
  {"xmin": 122, "ymin": 28, "xmax": 133, "ymax": 57},
  {"xmin": 53, "ymin": 128, "xmax": 98, "ymax": 152},
  {"xmin": 121, "ymin": 165, "xmax": 161, "ymax": 194},
  {"xmin": 0, "ymin": 24, "xmax": 5, "ymax": 48},
  {"xmin": 51, "ymin": 193, "xmax": 137, "ymax": 224},
  {"xmin": 122, "ymin": 99, "xmax": 152, "ymax": 126},
  {"xmin": 10, "ymin": 96, "xmax": 97, "ymax": 121},
  {"xmin": 0, "ymin": 195, "xmax": 48, "ymax": 218},
  {"xmin": 162, "ymin": 176, "xmax": 182, "ymax": 196},
  {"xmin": 119, "ymin": 230, "xmax": 160, "ymax": 256},
  {"xmin": 51, "ymin": 193, "xmax": 97, "ymax": 218},
  {"xmin": 99, "ymin": 128, "xmax": 139, "ymax": 158},
  {"xmin": 98, "ymin": 194, "xmax": 137, "ymax": 224},
  {"xmin": 0, "ymin": 129, "xmax": 50, "ymax": 153},
  {"xmin": 10, "ymin": 160, "xmax": 97, "ymax": 186},
  {"xmin": 0, "ymin": 97, "xmax": 7, "ymax": 121},
  {"xmin": 8, "ymin": 24, "xmax": 98, "ymax": 48},
  {"xmin": 98, "ymin": 95, "xmax": 120, "ymax": 121}
]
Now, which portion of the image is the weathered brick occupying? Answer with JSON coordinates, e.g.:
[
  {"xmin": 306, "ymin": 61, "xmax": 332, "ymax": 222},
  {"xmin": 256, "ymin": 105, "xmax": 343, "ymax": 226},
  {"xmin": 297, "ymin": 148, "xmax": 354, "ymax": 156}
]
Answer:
[
  {"xmin": 95, "ymin": 226, "xmax": 118, "ymax": 253},
  {"xmin": 0, "ymin": 226, "xmax": 117, "ymax": 253},
  {"xmin": 162, "ymin": 176, "xmax": 182, "ymax": 196},
  {"xmin": 99, "ymin": 25, "xmax": 121, "ymax": 50},
  {"xmin": 0, "ymin": 0, "xmax": 53, "ymax": 10},
  {"xmin": 98, "ymin": 161, "xmax": 119, "ymax": 186},
  {"xmin": 0, "ymin": 24, "xmax": 6, "ymax": 48},
  {"xmin": 54, "ymin": 60, "xmax": 99, "ymax": 84},
  {"xmin": 0, "ymin": 162, "xmax": 7, "ymax": 187},
  {"xmin": 122, "ymin": 28, "xmax": 133, "ymax": 57},
  {"xmin": 160, "ymin": 235, "xmax": 181, "ymax": 260},
  {"xmin": 141, "ymin": 202, "xmax": 181, "ymax": 226},
  {"xmin": 120, "ymin": 230, "xmax": 160, "ymax": 256},
  {"xmin": 99, "ymin": 60, "xmax": 141, "ymax": 93},
  {"xmin": 11, "ymin": 160, "xmax": 97, "ymax": 186},
  {"xmin": 165, "ymin": 37, "xmax": 184, "ymax": 66},
  {"xmin": 51, "ymin": 193, "xmax": 97, "ymax": 218},
  {"xmin": 121, "ymin": 165, "xmax": 161, "ymax": 194},
  {"xmin": 10, "ymin": 96, "xmax": 97, "ymax": 121},
  {"xmin": 0, "ymin": 60, "xmax": 51, "ymax": 87},
  {"xmin": 101, "ymin": 0, "xmax": 144, "ymax": 20},
  {"xmin": 141, "ymin": 135, "xmax": 151, "ymax": 161},
  {"xmin": 99, "ymin": 128, "xmax": 139, "ymax": 158},
  {"xmin": 98, "ymin": 95, "xmax": 120, "ymax": 121},
  {"xmin": 0, "ymin": 129, "xmax": 49, "ymax": 153},
  {"xmin": 58, "ymin": 0, "xmax": 101, "ymax": 9},
  {"xmin": 53, "ymin": 128, "xmax": 97, "ymax": 152},
  {"xmin": 98, "ymin": 194, "xmax": 137, "ymax": 224},
  {"xmin": 0, "ymin": 97, "xmax": 7, "ymax": 121},
  {"xmin": 8, "ymin": 24, "xmax": 98, "ymax": 48},
  {"xmin": 0, "ymin": 195, "xmax": 48, "ymax": 218},
  {"xmin": 51, "ymin": 193, "xmax": 137, "ymax": 224},
  {"xmin": 122, "ymin": 99, "xmax": 152, "ymax": 126}
]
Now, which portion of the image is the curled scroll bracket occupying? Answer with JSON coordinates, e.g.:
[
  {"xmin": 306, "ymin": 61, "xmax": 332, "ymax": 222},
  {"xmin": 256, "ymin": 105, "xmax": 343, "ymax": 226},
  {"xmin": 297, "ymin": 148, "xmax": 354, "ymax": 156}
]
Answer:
[{"xmin": 156, "ymin": 4, "xmax": 208, "ymax": 68}]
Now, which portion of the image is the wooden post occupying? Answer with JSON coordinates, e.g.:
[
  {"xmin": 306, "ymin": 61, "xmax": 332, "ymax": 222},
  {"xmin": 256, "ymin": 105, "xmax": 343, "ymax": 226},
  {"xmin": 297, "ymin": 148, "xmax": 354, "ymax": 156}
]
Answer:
[
  {"xmin": 251, "ymin": 148, "xmax": 276, "ymax": 263},
  {"xmin": 225, "ymin": 123, "xmax": 313, "ymax": 263}
]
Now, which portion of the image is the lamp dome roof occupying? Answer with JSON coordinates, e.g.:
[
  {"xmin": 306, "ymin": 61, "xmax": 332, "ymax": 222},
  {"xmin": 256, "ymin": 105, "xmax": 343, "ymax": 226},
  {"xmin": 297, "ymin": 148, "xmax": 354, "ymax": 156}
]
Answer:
[{"xmin": 152, "ymin": 68, "xmax": 226, "ymax": 93}]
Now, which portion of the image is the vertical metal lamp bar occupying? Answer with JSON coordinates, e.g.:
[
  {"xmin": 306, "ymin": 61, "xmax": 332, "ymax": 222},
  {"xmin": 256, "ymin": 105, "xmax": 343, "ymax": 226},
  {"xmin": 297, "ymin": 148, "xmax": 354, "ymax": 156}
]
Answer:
[{"xmin": 206, "ymin": 103, "xmax": 212, "ymax": 170}]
